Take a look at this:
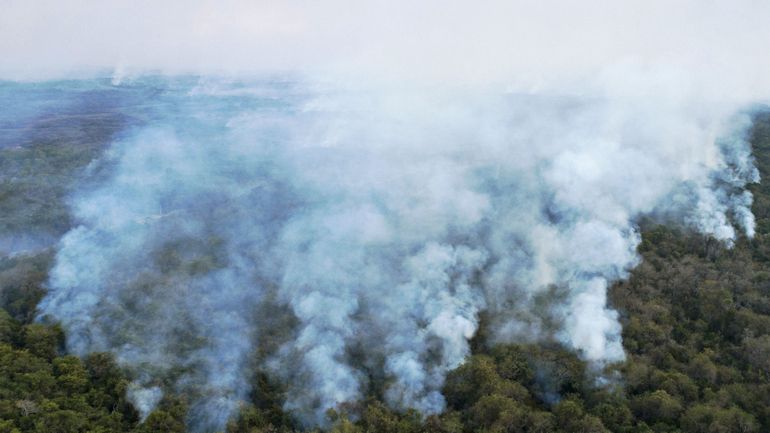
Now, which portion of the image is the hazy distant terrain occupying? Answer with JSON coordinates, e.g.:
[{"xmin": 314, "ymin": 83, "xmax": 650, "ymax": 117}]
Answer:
[{"xmin": 0, "ymin": 79, "xmax": 144, "ymax": 254}]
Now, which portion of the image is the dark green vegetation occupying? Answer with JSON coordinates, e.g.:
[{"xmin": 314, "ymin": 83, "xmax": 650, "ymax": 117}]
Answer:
[{"xmin": 2, "ymin": 108, "xmax": 770, "ymax": 432}]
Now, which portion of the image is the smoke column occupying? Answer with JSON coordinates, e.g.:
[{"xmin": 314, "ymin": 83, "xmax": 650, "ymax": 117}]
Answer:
[{"xmin": 34, "ymin": 72, "xmax": 760, "ymax": 430}]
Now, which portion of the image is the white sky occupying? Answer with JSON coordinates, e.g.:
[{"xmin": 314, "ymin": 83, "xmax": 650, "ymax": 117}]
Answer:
[{"xmin": 1, "ymin": 0, "xmax": 769, "ymax": 99}]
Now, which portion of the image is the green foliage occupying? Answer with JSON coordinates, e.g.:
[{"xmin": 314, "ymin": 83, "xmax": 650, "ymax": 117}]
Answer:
[
  {"xmin": 630, "ymin": 390, "xmax": 683, "ymax": 424},
  {"xmin": 0, "ymin": 326, "xmax": 138, "ymax": 433},
  {"xmin": 21, "ymin": 323, "xmax": 63, "ymax": 361},
  {"xmin": 0, "ymin": 253, "xmax": 52, "ymax": 323},
  {"xmin": 0, "ymin": 310, "xmax": 17, "ymax": 345},
  {"xmin": 680, "ymin": 404, "xmax": 758, "ymax": 433},
  {"xmin": 134, "ymin": 397, "xmax": 187, "ymax": 433},
  {"xmin": 443, "ymin": 355, "xmax": 509, "ymax": 409}
]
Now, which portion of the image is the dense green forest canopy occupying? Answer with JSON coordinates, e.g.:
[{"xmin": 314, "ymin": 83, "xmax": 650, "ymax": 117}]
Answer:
[{"xmin": 1, "ymin": 108, "xmax": 770, "ymax": 433}]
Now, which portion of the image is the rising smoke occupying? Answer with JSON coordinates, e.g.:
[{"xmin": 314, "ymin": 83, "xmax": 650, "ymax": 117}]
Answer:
[{"xmin": 35, "ymin": 73, "xmax": 760, "ymax": 430}]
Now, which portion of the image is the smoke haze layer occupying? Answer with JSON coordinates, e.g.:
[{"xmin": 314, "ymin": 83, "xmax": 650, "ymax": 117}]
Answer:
[{"xmin": 33, "ymin": 74, "xmax": 760, "ymax": 431}]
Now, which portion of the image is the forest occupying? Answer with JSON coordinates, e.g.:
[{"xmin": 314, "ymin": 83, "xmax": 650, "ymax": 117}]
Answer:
[{"xmin": 1, "ymin": 108, "xmax": 770, "ymax": 433}]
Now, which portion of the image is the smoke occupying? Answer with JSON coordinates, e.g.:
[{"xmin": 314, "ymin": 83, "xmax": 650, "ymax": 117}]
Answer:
[
  {"xmin": 4, "ymin": 0, "xmax": 766, "ymax": 431},
  {"xmin": 32, "ymin": 72, "xmax": 760, "ymax": 430}
]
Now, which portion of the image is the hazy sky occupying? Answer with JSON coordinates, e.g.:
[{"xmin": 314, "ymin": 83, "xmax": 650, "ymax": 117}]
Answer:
[{"xmin": 2, "ymin": 0, "xmax": 769, "ymax": 97}]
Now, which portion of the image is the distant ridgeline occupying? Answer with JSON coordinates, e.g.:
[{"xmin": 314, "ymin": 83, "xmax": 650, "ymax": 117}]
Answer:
[{"xmin": 1, "ymin": 78, "xmax": 770, "ymax": 433}]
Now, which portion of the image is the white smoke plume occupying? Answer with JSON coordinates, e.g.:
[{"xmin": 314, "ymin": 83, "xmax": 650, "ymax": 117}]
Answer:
[{"xmin": 33, "ymin": 73, "xmax": 760, "ymax": 430}]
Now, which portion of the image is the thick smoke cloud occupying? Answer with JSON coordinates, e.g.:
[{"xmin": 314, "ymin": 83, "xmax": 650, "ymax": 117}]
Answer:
[{"xmin": 36, "ymin": 74, "xmax": 759, "ymax": 430}]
